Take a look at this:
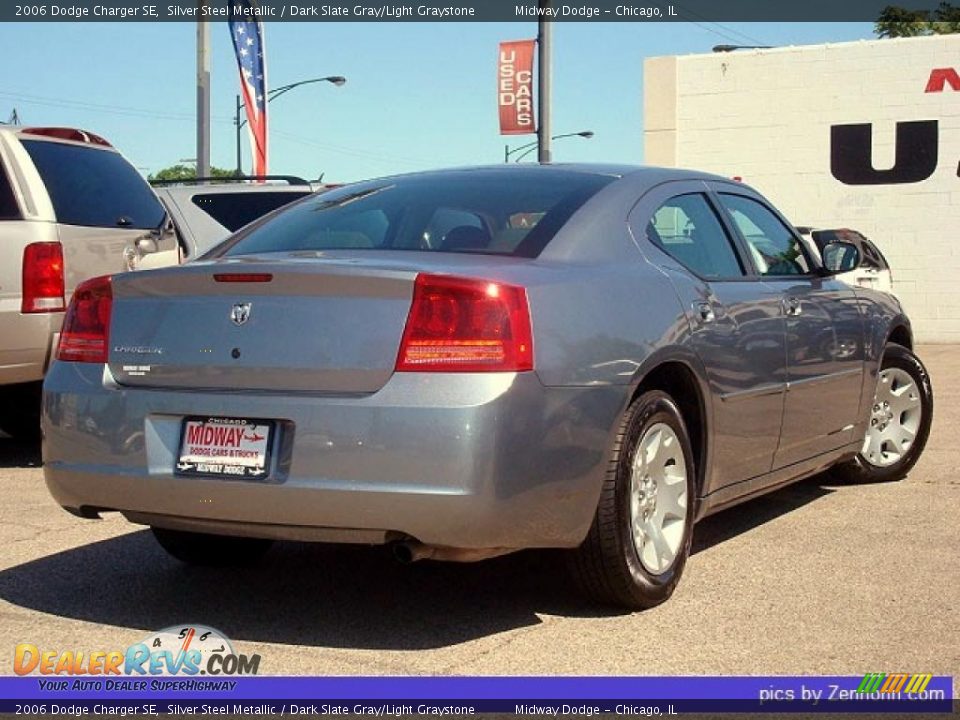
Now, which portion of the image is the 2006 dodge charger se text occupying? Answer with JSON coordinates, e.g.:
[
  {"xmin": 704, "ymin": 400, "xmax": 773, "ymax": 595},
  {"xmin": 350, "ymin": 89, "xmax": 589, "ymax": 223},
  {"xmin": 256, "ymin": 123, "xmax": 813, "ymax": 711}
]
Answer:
[{"xmin": 41, "ymin": 165, "xmax": 933, "ymax": 609}]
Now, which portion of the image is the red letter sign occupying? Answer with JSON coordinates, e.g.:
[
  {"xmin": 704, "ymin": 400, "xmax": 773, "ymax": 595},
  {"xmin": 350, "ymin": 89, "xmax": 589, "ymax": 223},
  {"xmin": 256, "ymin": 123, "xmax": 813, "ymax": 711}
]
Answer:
[
  {"xmin": 926, "ymin": 68, "xmax": 960, "ymax": 93},
  {"xmin": 498, "ymin": 40, "xmax": 537, "ymax": 135}
]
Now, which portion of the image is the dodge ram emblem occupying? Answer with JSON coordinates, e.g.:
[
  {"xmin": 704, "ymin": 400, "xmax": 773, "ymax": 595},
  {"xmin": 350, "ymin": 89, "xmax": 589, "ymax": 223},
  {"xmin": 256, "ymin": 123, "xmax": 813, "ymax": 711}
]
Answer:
[{"xmin": 230, "ymin": 302, "xmax": 252, "ymax": 326}]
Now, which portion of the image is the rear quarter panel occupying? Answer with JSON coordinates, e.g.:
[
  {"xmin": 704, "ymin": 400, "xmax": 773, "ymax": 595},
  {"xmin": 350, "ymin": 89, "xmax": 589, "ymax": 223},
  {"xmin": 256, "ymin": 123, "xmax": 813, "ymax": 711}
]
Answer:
[
  {"xmin": 531, "ymin": 172, "xmax": 705, "ymax": 392},
  {"xmin": 522, "ymin": 176, "xmax": 713, "ymax": 510},
  {"xmin": 526, "ymin": 258, "xmax": 692, "ymax": 388},
  {"xmin": 0, "ymin": 220, "xmax": 62, "ymax": 383}
]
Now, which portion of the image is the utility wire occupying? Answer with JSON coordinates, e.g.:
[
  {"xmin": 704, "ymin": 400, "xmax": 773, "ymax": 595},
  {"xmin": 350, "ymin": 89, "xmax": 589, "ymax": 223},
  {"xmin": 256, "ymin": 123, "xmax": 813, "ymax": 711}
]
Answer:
[
  {"xmin": 272, "ymin": 128, "xmax": 454, "ymax": 168},
  {"xmin": 671, "ymin": 6, "xmax": 770, "ymax": 48},
  {"xmin": 0, "ymin": 90, "xmax": 234, "ymax": 124},
  {"xmin": 1, "ymin": 88, "xmax": 440, "ymax": 170}
]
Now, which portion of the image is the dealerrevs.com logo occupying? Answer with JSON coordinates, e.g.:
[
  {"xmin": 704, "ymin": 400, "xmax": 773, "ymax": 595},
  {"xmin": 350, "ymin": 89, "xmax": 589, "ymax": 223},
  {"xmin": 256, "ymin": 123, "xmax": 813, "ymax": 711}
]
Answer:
[{"xmin": 14, "ymin": 625, "xmax": 261, "ymax": 680}]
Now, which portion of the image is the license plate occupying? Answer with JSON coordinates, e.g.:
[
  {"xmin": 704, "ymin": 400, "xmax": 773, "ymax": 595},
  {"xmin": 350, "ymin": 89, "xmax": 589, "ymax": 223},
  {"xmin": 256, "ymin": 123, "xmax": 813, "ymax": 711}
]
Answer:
[{"xmin": 176, "ymin": 417, "xmax": 274, "ymax": 479}]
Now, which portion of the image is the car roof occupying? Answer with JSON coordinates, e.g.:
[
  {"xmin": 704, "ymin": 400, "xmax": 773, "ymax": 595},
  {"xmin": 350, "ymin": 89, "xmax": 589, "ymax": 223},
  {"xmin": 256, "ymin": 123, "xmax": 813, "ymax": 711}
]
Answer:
[
  {"xmin": 347, "ymin": 163, "xmax": 733, "ymax": 185},
  {"xmin": 154, "ymin": 184, "xmax": 313, "ymax": 200}
]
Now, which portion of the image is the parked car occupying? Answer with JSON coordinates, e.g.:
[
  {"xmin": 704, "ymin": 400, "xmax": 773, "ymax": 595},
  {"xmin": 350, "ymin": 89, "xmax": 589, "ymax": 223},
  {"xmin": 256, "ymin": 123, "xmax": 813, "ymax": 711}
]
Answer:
[
  {"xmin": 147, "ymin": 176, "xmax": 316, "ymax": 267},
  {"xmin": 0, "ymin": 126, "xmax": 174, "ymax": 439},
  {"xmin": 42, "ymin": 165, "xmax": 932, "ymax": 609},
  {"xmin": 797, "ymin": 226, "xmax": 894, "ymax": 294}
]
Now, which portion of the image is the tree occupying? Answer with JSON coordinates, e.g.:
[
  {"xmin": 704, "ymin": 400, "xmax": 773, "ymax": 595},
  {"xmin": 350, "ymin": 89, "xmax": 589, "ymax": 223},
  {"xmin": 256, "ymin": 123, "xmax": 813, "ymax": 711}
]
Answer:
[
  {"xmin": 876, "ymin": 2, "xmax": 960, "ymax": 37},
  {"xmin": 147, "ymin": 164, "xmax": 240, "ymax": 183}
]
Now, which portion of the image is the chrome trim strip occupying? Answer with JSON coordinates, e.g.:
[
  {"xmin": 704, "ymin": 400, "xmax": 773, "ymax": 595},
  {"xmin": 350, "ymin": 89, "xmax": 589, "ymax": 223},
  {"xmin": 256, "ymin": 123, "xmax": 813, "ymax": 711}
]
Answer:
[
  {"xmin": 719, "ymin": 383, "xmax": 785, "ymax": 403},
  {"xmin": 785, "ymin": 368, "xmax": 863, "ymax": 391}
]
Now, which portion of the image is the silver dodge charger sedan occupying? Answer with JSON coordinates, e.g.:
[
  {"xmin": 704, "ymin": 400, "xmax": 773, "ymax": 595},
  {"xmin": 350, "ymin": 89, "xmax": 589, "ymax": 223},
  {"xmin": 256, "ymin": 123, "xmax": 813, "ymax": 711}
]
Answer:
[{"xmin": 42, "ymin": 165, "xmax": 932, "ymax": 609}]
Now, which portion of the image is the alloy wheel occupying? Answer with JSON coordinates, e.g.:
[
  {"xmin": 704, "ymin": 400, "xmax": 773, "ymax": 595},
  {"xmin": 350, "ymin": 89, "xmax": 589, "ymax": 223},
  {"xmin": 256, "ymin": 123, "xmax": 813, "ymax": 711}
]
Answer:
[
  {"xmin": 862, "ymin": 367, "xmax": 922, "ymax": 468},
  {"xmin": 629, "ymin": 422, "xmax": 688, "ymax": 574}
]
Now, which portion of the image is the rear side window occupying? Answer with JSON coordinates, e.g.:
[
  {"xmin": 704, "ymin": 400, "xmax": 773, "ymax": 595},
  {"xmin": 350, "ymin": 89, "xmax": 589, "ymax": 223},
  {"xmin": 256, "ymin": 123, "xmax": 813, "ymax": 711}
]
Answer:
[
  {"xmin": 720, "ymin": 194, "xmax": 811, "ymax": 276},
  {"xmin": 720, "ymin": 193, "xmax": 810, "ymax": 277},
  {"xmin": 647, "ymin": 194, "xmax": 744, "ymax": 278},
  {"xmin": 21, "ymin": 140, "xmax": 165, "ymax": 230},
  {"xmin": 215, "ymin": 171, "xmax": 615, "ymax": 259},
  {"xmin": 191, "ymin": 191, "xmax": 311, "ymax": 232},
  {"xmin": 0, "ymin": 161, "xmax": 20, "ymax": 219}
]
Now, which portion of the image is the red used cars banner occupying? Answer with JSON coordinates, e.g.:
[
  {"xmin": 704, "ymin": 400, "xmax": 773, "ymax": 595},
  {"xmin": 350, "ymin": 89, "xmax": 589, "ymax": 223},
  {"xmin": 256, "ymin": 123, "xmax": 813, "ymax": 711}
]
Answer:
[{"xmin": 498, "ymin": 40, "xmax": 536, "ymax": 135}]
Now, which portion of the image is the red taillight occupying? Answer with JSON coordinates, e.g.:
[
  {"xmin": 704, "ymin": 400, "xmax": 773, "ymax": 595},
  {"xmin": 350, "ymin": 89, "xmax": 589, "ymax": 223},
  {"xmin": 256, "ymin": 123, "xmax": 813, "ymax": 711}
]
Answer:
[
  {"xmin": 57, "ymin": 275, "xmax": 113, "ymax": 364},
  {"xmin": 21, "ymin": 242, "xmax": 65, "ymax": 313},
  {"xmin": 396, "ymin": 274, "xmax": 534, "ymax": 373}
]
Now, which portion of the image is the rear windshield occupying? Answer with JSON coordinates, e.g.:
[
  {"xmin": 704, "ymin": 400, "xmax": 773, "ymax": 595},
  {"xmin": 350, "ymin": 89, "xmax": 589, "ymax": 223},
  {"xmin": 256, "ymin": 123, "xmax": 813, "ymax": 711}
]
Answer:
[
  {"xmin": 22, "ymin": 140, "xmax": 165, "ymax": 230},
  {"xmin": 215, "ymin": 172, "xmax": 615, "ymax": 258},
  {"xmin": 192, "ymin": 190, "xmax": 311, "ymax": 232}
]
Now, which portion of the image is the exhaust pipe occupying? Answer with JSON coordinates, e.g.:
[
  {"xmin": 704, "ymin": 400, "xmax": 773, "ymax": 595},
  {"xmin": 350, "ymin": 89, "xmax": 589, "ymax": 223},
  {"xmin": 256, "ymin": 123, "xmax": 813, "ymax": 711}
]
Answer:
[
  {"xmin": 393, "ymin": 541, "xmax": 438, "ymax": 563},
  {"xmin": 392, "ymin": 541, "xmax": 515, "ymax": 564}
]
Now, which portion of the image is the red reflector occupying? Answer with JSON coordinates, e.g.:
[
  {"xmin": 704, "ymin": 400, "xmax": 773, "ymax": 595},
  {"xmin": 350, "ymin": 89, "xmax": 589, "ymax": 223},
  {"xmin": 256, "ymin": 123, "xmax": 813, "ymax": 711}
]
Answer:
[
  {"xmin": 213, "ymin": 273, "xmax": 273, "ymax": 283},
  {"xmin": 21, "ymin": 242, "xmax": 65, "ymax": 313},
  {"xmin": 57, "ymin": 275, "xmax": 113, "ymax": 364},
  {"xmin": 396, "ymin": 274, "xmax": 534, "ymax": 373},
  {"xmin": 21, "ymin": 127, "xmax": 112, "ymax": 147}
]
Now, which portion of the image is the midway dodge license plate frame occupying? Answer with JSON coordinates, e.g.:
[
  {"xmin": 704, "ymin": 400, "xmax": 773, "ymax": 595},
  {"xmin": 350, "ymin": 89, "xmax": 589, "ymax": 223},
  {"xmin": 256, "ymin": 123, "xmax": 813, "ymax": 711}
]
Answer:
[{"xmin": 175, "ymin": 416, "xmax": 276, "ymax": 480}]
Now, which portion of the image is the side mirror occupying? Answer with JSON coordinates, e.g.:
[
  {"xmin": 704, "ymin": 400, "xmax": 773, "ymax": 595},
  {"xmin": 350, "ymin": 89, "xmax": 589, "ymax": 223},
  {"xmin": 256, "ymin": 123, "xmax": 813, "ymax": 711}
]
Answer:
[{"xmin": 820, "ymin": 241, "xmax": 860, "ymax": 276}]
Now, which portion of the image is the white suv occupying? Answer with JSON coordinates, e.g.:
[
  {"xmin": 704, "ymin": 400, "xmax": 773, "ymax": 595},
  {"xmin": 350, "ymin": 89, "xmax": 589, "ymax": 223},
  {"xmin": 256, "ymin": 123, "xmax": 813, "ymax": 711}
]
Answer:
[
  {"xmin": 148, "ymin": 176, "xmax": 316, "ymax": 267},
  {"xmin": 797, "ymin": 226, "xmax": 894, "ymax": 294},
  {"xmin": 0, "ymin": 126, "xmax": 175, "ymax": 438}
]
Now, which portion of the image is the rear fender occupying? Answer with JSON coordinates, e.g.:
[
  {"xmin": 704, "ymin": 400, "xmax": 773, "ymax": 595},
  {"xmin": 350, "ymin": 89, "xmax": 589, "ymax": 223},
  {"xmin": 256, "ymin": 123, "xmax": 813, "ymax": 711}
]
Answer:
[{"xmin": 628, "ymin": 347, "xmax": 715, "ymax": 505}]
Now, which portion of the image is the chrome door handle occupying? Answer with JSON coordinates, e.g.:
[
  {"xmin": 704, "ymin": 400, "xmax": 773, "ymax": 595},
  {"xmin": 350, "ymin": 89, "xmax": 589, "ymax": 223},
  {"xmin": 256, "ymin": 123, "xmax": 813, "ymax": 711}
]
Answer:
[
  {"xmin": 783, "ymin": 297, "xmax": 802, "ymax": 316},
  {"xmin": 693, "ymin": 301, "xmax": 715, "ymax": 324}
]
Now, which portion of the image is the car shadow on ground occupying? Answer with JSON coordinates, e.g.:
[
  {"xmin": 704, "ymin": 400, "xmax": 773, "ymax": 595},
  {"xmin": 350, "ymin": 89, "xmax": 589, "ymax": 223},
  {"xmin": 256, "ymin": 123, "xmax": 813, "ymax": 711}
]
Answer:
[
  {"xmin": 0, "ymin": 437, "xmax": 41, "ymax": 469},
  {"xmin": 0, "ymin": 477, "xmax": 833, "ymax": 651},
  {"xmin": 692, "ymin": 478, "xmax": 835, "ymax": 553}
]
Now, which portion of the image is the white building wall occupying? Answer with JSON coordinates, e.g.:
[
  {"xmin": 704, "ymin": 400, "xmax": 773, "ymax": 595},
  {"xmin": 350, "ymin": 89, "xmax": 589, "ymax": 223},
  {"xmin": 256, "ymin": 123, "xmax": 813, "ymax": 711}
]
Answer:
[{"xmin": 644, "ymin": 35, "xmax": 960, "ymax": 342}]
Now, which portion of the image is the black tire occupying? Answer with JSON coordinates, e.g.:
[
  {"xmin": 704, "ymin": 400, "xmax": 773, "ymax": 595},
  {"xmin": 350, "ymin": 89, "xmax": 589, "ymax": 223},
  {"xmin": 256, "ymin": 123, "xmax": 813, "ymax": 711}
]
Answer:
[
  {"xmin": 568, "ymin": 390, "xmax": 696, "ymax": 610},
  {"xmin": 0, "ymin": 382, "xmax": 42, "ymax": 441},
  {"xmin": 151, "ymin": 527, "xmax": 273, "ymax": 567},
  {"xmin": 833, "ymin": 343, "xmax": 933, "ymax": 484}
]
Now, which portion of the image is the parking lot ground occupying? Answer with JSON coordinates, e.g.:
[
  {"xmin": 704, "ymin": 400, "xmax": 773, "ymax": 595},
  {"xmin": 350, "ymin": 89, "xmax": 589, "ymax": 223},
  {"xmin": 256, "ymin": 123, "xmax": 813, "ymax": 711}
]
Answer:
[{"xmin": 0, "ymin": 346, "xmax": 957, "ymax": 678}]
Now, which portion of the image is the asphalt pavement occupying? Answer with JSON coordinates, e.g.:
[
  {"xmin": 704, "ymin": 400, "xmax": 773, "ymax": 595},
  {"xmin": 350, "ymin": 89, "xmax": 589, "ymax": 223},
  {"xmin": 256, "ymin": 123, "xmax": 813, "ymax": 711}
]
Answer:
[{"xmin": 1, "ymin": 346, "xmax": 957, "ymax": 677}]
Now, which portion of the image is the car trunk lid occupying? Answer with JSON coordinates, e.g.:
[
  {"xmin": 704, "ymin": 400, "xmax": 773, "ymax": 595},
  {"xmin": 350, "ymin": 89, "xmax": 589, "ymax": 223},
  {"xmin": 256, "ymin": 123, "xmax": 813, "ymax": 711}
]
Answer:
[{"xmin": 108, "ymin": 257, "xmax": 417, "ymax": 394}]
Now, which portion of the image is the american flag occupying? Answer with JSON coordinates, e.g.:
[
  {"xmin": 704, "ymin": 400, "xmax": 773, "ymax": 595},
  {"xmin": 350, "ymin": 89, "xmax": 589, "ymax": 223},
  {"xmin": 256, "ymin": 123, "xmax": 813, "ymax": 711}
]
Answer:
[{"xmin": 229, "ymin": 3, "xmax": 268, "ymax": 176}]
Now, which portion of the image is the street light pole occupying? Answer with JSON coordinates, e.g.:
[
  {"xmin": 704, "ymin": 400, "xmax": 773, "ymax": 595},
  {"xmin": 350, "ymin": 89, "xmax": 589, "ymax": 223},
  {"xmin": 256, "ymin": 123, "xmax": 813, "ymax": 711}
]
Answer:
[
  {"xmin": 505, "ymin": 131, "xmax": 593, "ymax": 163},
  {"xmin": 537, "ymin": 1, "xmax": 552, "ymax": 164},
  {"xmin": 196, "ymin": 12, "xmax": 211, "ymax": 179},
  {"xmin": 235, "ymin": 75, "xmax": 346, "ymax": 176},
  {"xmin": 235, "ymin": 94, "xmax": 243, "ymax": 175}
]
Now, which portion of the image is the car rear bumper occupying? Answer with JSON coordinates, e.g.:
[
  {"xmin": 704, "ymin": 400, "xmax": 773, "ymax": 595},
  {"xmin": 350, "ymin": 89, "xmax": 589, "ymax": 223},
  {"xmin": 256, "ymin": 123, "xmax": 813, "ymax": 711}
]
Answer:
[
  {"xmin": 42, "ymin": 363, "xmax": 625, "ymax": 550},
  {"xmin": 0, "ymin": 305, "xmax": 60, "ymax": 386}
]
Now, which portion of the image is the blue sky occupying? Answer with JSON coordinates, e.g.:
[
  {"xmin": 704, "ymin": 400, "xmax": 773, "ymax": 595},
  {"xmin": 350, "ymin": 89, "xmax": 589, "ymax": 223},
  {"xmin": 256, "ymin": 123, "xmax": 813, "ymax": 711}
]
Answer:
[{"xmin": 1, "ymin": 21, "xmax": 875, "ymax": 181}]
